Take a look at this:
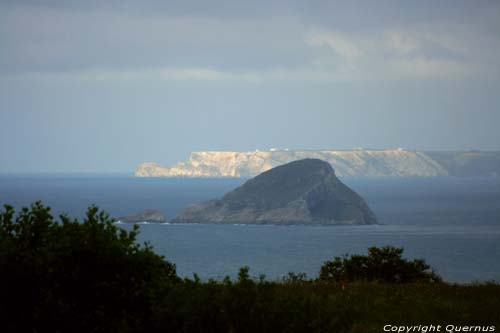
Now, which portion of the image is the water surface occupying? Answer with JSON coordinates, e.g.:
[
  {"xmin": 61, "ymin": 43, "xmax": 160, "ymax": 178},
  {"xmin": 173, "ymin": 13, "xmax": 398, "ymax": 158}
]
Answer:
[{"xmin": 1, "ymin": 175, "xmax": 499, "ymax": 282}]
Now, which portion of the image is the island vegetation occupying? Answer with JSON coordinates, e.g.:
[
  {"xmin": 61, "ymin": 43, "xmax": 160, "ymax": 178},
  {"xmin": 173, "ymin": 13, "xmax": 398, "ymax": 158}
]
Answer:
[{"xmin": 1, "ymin": 202, "xmax": 499, "ymax": 332}]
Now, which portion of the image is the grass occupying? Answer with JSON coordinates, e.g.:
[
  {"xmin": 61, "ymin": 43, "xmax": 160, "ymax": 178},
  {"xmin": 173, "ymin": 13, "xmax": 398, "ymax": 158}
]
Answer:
[{"xmin": 151, "ymin": 277, "xmax": 500, "ymax": 332}]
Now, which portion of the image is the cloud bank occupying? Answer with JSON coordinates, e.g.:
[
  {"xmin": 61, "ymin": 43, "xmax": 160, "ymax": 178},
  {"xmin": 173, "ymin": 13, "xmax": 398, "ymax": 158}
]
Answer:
[{"xmin": 1, "ymin": 1, "xmax": 499, "ymax": 83}]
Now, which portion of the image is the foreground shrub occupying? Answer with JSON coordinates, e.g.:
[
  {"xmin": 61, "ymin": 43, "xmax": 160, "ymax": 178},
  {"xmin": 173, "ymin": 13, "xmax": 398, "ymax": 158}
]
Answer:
[
  {"xmin": 0, "ymin": 202, "xmax": 177, "ymax": 332},
  {"xmin": 319, "ymin": 246, "xmax": 442, "ymax": 283}
]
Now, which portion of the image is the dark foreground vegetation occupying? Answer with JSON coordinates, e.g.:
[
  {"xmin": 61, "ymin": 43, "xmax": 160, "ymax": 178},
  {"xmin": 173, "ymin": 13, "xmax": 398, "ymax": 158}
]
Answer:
[{"xmin": 1, "ymin": 202, "xmax": 499, "ymax": 332}]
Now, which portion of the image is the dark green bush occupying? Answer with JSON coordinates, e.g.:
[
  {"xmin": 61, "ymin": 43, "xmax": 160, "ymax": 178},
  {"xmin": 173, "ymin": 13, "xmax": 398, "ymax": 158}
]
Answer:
[
  {"xmin": 319, "ymin": 246, "xmax": 442, "ymax": 283},
  {"xmin": 0, "ymin": 202, "xmax": 177, "ymax": 332}
]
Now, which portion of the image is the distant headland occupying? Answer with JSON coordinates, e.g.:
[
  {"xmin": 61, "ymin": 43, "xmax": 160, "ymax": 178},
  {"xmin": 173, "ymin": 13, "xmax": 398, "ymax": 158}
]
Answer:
[{"xmin": 135, "ymin": 148, "xmax": 500, "ymax": 178}]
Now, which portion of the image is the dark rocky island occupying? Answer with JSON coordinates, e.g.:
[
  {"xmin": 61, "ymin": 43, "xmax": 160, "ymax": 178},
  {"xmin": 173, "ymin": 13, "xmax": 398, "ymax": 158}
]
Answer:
[
  {"xmin": 118, "ymin": 209, "xmax": 167, "ymax": 223},
  {"xmin": 172, "ymin": 159, "xmax": 377, "ymax": 225}
]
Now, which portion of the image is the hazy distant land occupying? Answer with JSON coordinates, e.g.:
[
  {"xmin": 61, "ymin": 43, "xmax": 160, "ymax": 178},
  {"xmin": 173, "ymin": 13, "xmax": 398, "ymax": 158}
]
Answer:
[{"xmin": 135, "ymin": 149, "xmax": 500, "ymax": 178}]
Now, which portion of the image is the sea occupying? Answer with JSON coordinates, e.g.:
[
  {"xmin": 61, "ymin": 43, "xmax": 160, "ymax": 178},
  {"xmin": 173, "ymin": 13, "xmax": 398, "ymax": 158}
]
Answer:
[{"xmin": 1, "ymin": 175, "xmax": 499, "ymax": 283}]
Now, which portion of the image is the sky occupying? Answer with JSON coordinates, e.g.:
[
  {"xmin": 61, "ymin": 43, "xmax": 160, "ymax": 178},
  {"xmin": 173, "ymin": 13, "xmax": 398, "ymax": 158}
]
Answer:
[{"xmin": 1, "ymin": 0, "xmax": 500, "ymax": 173}]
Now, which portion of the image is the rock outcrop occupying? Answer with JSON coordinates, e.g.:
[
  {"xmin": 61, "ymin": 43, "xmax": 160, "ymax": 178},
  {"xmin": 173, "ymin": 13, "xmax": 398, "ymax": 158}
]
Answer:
[
  {"xmin": 135, "ymin": 149, "xmax": 447, "ymax": 178},
  {"xmin": 172, "ymin": 159, "xmax": 377, "ymax": 225},
  {"xmin": 118, "ymin": 209, "xmax": 167, "ymax": 223}
]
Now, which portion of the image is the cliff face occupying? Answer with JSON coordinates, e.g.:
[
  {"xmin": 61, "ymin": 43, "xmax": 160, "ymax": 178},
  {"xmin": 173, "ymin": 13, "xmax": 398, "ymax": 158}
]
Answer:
[
  {"xmin": 135, "ymin": 149, "xmax": 448, "ymax": 178},
  {"xmin": 172, "ymin": 159, "xmax": 377, "ymax": 225}
]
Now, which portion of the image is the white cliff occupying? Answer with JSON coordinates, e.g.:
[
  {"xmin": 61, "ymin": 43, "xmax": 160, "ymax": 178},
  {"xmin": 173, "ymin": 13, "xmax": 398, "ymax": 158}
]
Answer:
[{"xmin": 135, "ymin": 149, "xmax": 449, "ymax": 178}]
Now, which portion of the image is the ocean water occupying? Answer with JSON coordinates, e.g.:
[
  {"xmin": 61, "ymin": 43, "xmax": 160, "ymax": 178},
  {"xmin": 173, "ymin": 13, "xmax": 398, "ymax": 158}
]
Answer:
[{"xmin": 1, "ymin": 175, "xmax": 499, "ymax": 282}]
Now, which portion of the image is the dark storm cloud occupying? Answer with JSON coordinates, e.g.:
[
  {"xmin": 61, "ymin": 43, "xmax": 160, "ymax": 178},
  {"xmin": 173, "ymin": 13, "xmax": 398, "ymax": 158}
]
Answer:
[
  {"xmin": 1, "ymin": 0, "xmax": 499, "ymax": 81},
  {"xmin": 1, "ymin": 0, "xmax": 499, "ymax": 77}
]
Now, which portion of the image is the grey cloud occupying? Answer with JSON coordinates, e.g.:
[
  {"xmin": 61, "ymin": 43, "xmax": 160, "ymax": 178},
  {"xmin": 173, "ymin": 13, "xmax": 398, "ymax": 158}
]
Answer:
[{"xmin": 0, "ymin": 0, "xmax": 499, "ymax": 80}]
